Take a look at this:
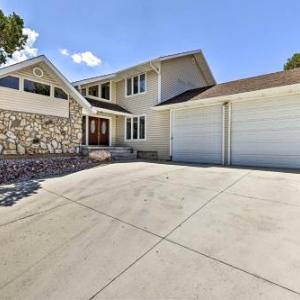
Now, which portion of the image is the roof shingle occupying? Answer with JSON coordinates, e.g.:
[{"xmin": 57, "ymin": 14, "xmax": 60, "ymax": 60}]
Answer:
[{"xmin": 86, "ymin": 98, "xmax": 131, "ymax": 114}]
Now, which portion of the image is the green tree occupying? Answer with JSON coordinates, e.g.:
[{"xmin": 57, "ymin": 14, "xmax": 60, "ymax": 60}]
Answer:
[
  {"xmin": 284, "ymin": 53, "xmax": 300, "ymax": 71},
  {"xmin": 0, "ymin": 9, "xmax": 27, "ymax": 65}
]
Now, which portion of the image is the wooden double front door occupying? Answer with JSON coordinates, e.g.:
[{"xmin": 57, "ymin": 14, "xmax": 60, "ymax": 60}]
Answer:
[{"xmin": 89, "ymin": 117, "xmax": 109, "ymax": 146}]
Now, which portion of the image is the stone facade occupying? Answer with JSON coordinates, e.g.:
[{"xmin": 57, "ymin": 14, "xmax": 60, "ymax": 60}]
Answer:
[{"xmin": 0, "ymin": 98, "xmax": 82, "ymax": 155}]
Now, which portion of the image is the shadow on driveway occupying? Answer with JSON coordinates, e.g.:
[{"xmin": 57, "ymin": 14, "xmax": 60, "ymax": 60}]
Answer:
[{"xmin": 0, "ymin": 180, "xmax": 43, "ymax": 207}]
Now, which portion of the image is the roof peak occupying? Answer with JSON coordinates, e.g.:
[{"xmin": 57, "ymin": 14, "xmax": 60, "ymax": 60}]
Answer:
[{"xmin": 72, "ymin": 49, "xmax": 203, "ymax": 85}]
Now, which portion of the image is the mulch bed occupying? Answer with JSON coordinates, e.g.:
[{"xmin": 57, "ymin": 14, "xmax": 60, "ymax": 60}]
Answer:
[{"xmin": 0, "ymin": 155, "xmax": 103, "ymax": 185}]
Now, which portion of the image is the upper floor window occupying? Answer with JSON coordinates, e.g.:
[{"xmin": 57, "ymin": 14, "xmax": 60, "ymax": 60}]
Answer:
[
  {"xmin": 101, "ymin": 82, "xmax": 110, "ymax": 100},
  {"xmin": 81, "ymin": 88, "xmax": 86, "ymax": 96},
  {"xmin": 54, "ymin": 87, "xmax": 68, "ymax": 100},
  {"xmin": 126, "ymin": 73, "xmax": 146, "ymax": 96},
  {"xmin": 24, "ymin": 79, "xmax": 50, "ymax": 96},
  {"xmin": 88, "ymin": 85, "xmax": 99, "ymax": 97},
  {"xmin": 0, "ymin": 76, "xmax": 19, "ymax": 90}
]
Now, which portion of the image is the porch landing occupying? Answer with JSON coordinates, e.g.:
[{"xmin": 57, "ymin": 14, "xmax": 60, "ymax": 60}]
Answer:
[{"xmin": 81, "ymin": 146, "xmax": 137, "ymax": 161}]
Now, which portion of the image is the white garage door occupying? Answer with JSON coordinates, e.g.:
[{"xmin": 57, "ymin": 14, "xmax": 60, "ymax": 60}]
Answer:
[
  {"xmin": 172, "ymin": 105, "xmax": 223, "ymax": 164},
  {"xmin": 231, "ymin": 96, "xmax": 300, "ymax": 168}
]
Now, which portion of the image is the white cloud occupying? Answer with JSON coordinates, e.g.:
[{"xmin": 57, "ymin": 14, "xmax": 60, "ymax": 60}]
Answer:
[
  {"xmin": 71, "ymin": 51, "xmax": 101, "ymax": 67},
  {"xmin": 60, "ymin": 48, "xmax": 69, "ymax": 56},
  {"xmin": 4, "ymin": 28, "xmax": 39, "ymax": 66}
]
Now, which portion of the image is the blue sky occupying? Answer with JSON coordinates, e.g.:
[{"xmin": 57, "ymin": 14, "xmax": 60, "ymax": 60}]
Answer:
[{"xmin": 1, "ymin": 0, "xmax": 300, "ymax": 82}]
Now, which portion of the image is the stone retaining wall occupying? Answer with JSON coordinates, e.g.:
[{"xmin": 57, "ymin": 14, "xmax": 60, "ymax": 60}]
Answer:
[{"xmin": 0, "ymin": 98, "xmax": 82, "ymax": 155}]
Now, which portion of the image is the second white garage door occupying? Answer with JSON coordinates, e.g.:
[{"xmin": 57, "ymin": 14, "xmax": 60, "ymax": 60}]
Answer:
[
  {"xmin": 231, "ymin": 95, "xmax": 300, "ymax": 168},
  {"xmin": 172, "ymin": 105, "xmax": 223, "ymax": 164}
]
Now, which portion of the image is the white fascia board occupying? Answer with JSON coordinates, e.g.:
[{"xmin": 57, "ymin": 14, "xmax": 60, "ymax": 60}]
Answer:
[
  {"xmin": 152, "ymin": 83, "xmax": 300, "ymax": 111},
  {"xmin": 92, "ymin": 107, "xmax": 132, "ymax": 117},
  {"xmin": 72, "ymin": 74, "xmax": 116, "ymax": 86},
  {"xmin": 0, "ymin": 55, "xmax": 45, "ymax": 76},
  {"xmin": 159, "ymin": 49, "xmax": 202, "ymax": 61},
  {"xmin": 42, "ymin": 57, "xmax": 93, "ymax": 111}
]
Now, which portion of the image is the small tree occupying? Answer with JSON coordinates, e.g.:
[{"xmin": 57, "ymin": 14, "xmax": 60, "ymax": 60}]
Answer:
[
  {"xmin": 0, "ymin": 9, "xmax": 27, "ymax": 65},
  {"xmin": 284, "ymin": 53, "xmax": 300, "ymax": 71}
]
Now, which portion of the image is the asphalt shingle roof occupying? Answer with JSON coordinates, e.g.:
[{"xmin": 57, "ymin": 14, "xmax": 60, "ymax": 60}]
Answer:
[
  {"xmin": 86, "ymin": 98, "xmax": 131, "ymax": 114},
  {"xmin": 157, "ymin": 68, "xmax": 300, "ymax": 107}
]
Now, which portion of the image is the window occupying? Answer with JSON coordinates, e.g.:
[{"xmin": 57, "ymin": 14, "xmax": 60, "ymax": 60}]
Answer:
[
  {"xmin": 126, "ymin": 73, "xmax": 146, "ymax": 96},
  {"xmin": 125, "ymin": 115, "xmax": 146, "ymax": 140},
  {"xmin": 139, "ymin": 116, "xmax": 145, "ymax": 139},
  {"xmin": 54, "ymin": 87, "xmax": 68, "ymax": 100},
  {"xmin": 133, "ymin": 76, "xmax": 139, "ymax": 94},
  {"xmin": 140, "ymin": 74, "xmax": 145, "ymax": 93},
  {"xmin": 126, "ymin": 118, "xmax": 131, "ymax": 140},
  {"xmin": 133, "ymin": 117, "xmax": 138, "ymax": 139},
  {"xmin": 88, "ymin": 85, "xmax": 99, "ymax": 97},
  {"xmin": 101, "ymin": 82, "xmax": 110, "ymax": 100},
  {"xmin": 0, "ymin": 76, "xmax": 19, "ymax": 90},
  {"xmin": 24, "ymin": 79, "xmax": 50, "ymax": 96},
  {"xmin": 81, "ymin": 88, "xmax": 86, "ymax": 96},
  {"xmin": 126, "ymin": 78, "xmax": 132, "ymax": 96}
]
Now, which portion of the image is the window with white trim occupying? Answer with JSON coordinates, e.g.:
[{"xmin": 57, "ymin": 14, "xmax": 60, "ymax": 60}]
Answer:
[
  {"xmin": 54, "ymin": 87, "xmax": 68, "ymax": 100},
  {"xmin": 0, "ymin": 76, "xmax": 19, "ymax": 90},
  {"xmin": 85, "ymin": 82, "xmax": 111, "ymax": 100},
  {"xmin": 126, "ymin": 73, "xmax": 146, "ymax": 96},
  {"xmin": 125, "ymin": 115, "xmax": 146, "ymax": 140}
]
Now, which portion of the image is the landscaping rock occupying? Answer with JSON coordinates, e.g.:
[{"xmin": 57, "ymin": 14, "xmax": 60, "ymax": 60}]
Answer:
[
  {"xmin": 17, "ymin": 145, "xmax": 25, "ymax": 155},
  {"xmin": 88, "ymin": 150, "xmax": 112, "ymax": 162},
  {"xmin": 0, "ymin": 155, "xmax": 104, "ymax": 185}
]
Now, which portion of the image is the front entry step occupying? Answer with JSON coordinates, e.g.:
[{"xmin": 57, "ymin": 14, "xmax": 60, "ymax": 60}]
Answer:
[{"xmin": 81, "ymin": 146, "xmax": 137, "ymax": 161}]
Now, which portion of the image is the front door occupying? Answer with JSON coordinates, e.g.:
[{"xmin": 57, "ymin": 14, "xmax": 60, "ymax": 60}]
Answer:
[
  {"xmin": 88, "ymin": 117, "xmax": 109, "ymax": 146},
  {"xmin": 99, "ymin": 118, "xmax": 109, "ymax": 146}
]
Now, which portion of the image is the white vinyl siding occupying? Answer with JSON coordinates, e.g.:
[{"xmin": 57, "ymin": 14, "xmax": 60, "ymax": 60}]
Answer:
[
  {"xmin": 115, "ymin": 70, "xmax": 170, "ymax": 159},
  {"xmin": 172, "ymin": 105, "xmax": 223, "ymax": 164},
  {"xmin": 231, "ymin": 95, "xmax": 300, "ymax": 168},
  {"xmin": 161, "ymin": 55, "xmax": 208, "ymax": 102},
  {"xmin": 0, "ymin": 63, "xmax": 70, "ymax": 118},
  {"xmin": 0, "ymin": 86, "xmax": 69, "ymax": 118}
]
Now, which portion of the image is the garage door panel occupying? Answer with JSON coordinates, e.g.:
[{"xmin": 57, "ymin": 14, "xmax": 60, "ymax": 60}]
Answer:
[
  {"xmin": 233, "ymin": 154, "xmax": 300, "ymax": 168},
  {"xmin": 232, "ymin": 96, "xmax": 300, "ymax": 168},
  {"xmin": 172, "ymin": 105, "xmax": 223, "ymax": 164}
]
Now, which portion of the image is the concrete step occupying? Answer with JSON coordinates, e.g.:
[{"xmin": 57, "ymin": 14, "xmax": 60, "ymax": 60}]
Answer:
[
  {"xmin": 113, "ymin": 152, "xmax": 137, "ymax": 161},
  {"xmin": 111, "ymin": 151, "xmax": 136, "ymax": 158}
]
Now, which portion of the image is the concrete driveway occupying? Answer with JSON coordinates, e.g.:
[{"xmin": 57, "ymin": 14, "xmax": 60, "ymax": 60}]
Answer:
[{"xmin": 1, "ymin": 161, "xmax": 300, "ymax": 300}]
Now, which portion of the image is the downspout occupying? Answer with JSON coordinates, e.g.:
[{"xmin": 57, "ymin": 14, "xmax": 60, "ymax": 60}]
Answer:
[
  {"xmin": 150, "ymin": 61, "xmax": 161, "ymax": 103},
  {"xmin": 228, "ymin": 102, "xmax": 232, "ymax": 165}
]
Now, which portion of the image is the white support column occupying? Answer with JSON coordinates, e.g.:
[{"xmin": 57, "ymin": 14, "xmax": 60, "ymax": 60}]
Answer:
[{"xmin": 85, "ymin": 115, "xmax": 89, "ymax": 146}]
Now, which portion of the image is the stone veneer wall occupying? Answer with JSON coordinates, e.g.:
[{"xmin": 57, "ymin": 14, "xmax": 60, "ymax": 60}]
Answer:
[{"xmin": 0, "ymin": 98, "xmax": 82, "ymax": 155}]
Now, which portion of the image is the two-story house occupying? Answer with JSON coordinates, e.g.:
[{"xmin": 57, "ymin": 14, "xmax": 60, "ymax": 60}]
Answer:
[
  {"xmin": 72, "ymin": 49, "xmax": 215, "ymax": 160},
  {"xmin": 1, "ymin": 49, "xmax": 300, "ymax": 169}
]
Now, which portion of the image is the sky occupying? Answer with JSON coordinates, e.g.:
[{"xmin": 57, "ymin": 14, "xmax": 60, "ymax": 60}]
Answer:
[{"xmin": 1, "ymin": 0, "xmax": 300, "ymax": 83}]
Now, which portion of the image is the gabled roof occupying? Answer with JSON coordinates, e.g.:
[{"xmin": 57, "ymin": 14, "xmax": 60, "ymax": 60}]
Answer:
[
  {"xmin": 85, "ymin": 97, "xmax": 131, "ymax": 116},
  {"xmin": 0, "ymin": 55, "xmax": 93, "ymax": 111},
  {"xmin": 156, "ymin": 67, "xmax": 300, "ymax": 108},
  {"xmin": 72, "ymin": 49, "xmax": 215, "ymax": 86}
]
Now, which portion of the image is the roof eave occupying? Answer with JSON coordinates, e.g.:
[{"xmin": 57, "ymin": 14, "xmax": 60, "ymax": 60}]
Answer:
[
  {"xmin": 92, "ymin": 107, "xmax": 132, "ymax": 117},
  {"xmin": 152, "ymin": 83, "xmax": 300, "ymax": 111}
]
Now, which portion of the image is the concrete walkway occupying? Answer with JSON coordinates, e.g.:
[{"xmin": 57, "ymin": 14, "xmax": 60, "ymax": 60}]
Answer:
[{"xmin": 0, "ymin": 161, "xmax": 300, "ymax": 299}]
